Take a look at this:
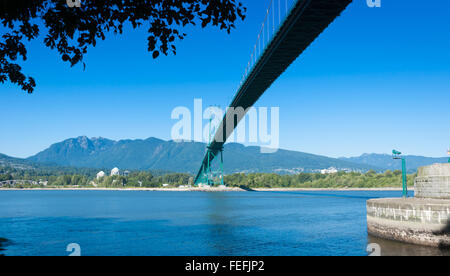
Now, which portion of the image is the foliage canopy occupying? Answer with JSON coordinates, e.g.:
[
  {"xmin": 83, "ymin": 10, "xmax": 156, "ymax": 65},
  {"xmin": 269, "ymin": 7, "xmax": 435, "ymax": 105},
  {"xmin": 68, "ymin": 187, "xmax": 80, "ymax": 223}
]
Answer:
[{"xmin": 0, "ymin": 0, "xmax": 246, "ymax": 92}]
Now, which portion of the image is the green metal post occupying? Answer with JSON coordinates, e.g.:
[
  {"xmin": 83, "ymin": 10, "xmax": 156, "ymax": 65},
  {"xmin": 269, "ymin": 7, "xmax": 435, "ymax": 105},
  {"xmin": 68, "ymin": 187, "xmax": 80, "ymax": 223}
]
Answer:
[
  {"xmin": 401, "ymin": 158, "xmax": 407, "ymax": 198},
  {"xmin": 196, "ymin": 165, "xmax": 202, "ymax": 186},
  {"xmin": 207, "ymin": 151, "xmax": 211, "ymax": 185},
  {"xmin": 207, "ymin": 117, "xmax": 214, "ymax": 186},
  {"xmin": 202, "ymin": 165, "xmax": 206, "ymax": 185},
  {"xmin": 393, "ymin": 150, "xmax": 408, "ymax": 198},
  {"xmin": 220, "ymin": 149, "xmax": 224, "ymax": 186}
]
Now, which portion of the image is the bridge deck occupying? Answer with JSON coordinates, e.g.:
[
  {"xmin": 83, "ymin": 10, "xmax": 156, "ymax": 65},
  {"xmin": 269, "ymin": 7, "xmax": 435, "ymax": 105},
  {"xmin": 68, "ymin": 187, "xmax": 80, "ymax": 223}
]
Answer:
[{"xmin": 195, "ymin": 0, "xmax": 352, "ymax": 183}]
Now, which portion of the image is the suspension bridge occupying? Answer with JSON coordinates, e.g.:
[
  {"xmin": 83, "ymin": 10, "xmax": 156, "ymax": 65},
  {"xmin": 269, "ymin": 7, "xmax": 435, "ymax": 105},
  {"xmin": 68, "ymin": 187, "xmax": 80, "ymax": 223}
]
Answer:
[{"xmin": 194, "ymin": 0, "xmax": 353, "ymax": 185}]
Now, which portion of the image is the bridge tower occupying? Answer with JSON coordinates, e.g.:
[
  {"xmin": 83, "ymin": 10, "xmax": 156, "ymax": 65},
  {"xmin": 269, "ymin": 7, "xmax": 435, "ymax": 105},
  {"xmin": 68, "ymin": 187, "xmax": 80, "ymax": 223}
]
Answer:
[
  {"xmin": 196, "ymin": 145, "xmax": 224, "ymax": 187},
  {"xmin": 195, "ymin": 116, "xmax": 225, "ymax": 187}
]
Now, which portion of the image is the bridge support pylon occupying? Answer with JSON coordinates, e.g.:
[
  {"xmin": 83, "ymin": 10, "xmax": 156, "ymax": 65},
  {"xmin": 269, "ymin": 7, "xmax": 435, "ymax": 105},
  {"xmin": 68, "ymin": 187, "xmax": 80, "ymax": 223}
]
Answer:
[{"xmin": 195, "ymin": 146, "xmax": 224, "ymax": 187}]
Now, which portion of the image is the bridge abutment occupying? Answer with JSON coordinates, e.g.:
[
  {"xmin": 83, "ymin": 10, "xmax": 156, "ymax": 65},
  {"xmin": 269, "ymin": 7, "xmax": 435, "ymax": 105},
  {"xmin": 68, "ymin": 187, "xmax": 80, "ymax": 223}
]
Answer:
[{"xmin": 367, "ymin": 163, "xmax": 450, "ymax": 248}]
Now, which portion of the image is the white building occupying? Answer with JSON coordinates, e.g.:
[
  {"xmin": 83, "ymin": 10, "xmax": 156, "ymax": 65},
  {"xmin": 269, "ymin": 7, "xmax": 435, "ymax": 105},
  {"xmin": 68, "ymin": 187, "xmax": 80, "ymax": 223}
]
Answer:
[
  {"xmin": 39, "ymin": 181, "xmax": 48, "ymax": 186},
  {"xmin": 320, "ymin": 167, "xmax": 338, "ymax": 175},
  {"xmin": 111, "ymin": 167, "xmax": 120, "ymax": 176},
  {"xmin": 97, "ymin": 171, "xmax": 106, "ymax": 179}
]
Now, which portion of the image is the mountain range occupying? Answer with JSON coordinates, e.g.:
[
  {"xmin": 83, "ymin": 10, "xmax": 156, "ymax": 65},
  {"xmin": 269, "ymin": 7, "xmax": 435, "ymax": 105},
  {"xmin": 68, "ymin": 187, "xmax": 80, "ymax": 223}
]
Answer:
[
  {"xmin": 1, "ymin": 136, "xmax": 447, "ymax": 175},
  {"xmin": 0, "ymin": 153, "xmax": 34, "ymax": 170},
  {"xmin": 25, "ymin": 136, "xmax": 379, "ymax": 174},
  {"xmin": 339, "ymin": 153, "xmax": 448, "ymax": 173}
]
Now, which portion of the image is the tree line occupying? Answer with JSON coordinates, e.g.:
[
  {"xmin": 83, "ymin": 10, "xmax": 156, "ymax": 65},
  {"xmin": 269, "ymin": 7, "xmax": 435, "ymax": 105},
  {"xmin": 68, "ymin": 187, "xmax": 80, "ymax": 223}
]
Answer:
[
  {"xmin": 0, "ymin": 166, "xmax": 192, "ymax": 188},
  {"xmin": 224, "ymin": 170, "xmax": 416, "ymax": 189},
  {"xmin": 0, "ymin": 166, "xmax": 416, "ymax": 189}
]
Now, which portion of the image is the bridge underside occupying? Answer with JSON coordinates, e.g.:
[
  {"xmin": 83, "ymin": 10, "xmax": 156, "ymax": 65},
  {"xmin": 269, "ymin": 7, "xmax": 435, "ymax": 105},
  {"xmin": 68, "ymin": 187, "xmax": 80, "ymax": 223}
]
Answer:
[{"xmin": 195, "ymin": 0, "xmax": 353, "ymax": 184}]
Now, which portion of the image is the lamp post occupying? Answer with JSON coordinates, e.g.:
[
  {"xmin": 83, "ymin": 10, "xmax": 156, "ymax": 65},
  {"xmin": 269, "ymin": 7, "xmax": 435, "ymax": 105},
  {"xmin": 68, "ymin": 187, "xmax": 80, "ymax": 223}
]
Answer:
[{"xmin": 393, "ymin": 150, "xmax": 408, "ymax": 198}]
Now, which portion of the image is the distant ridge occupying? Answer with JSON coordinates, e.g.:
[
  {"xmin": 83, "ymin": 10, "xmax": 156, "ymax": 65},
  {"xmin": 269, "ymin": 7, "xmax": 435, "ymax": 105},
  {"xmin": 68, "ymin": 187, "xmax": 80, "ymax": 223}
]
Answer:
[
  {"xmin": 339, "ymin": 153, "xmax": 448, "ymax": 173},
  {"xmin": 0, "ymin": 153, "xmax": 33, "ymax": 170},
  {"xmin": 26, "ymin": 136, "xmax": 379, "ymax": 174},
  {"xmin": 3, "ymin": 139, "xmax": 446, "ymax": 175}
]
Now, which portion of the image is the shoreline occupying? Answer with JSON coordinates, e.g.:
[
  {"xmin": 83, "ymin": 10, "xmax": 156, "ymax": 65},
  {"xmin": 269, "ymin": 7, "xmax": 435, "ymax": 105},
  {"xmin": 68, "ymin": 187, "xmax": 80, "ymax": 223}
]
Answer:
[{"xmin": 0, "ymin": 187, "xmax": 413, "ymax": 192}]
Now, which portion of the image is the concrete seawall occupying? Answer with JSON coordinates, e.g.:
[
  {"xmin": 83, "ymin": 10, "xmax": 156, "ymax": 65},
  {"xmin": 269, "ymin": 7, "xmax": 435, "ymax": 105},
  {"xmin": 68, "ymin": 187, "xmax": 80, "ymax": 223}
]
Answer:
[
  {"xmin": 367, "ymin": 163, "xmax": 450, "ymax": 248},
  {"xmin": 415, "ymin": 164, "xmax": 450, "ymax": 199},
  {"xmin": 367, "ymin": 198, "xmax": 450, "ymax": 248}
]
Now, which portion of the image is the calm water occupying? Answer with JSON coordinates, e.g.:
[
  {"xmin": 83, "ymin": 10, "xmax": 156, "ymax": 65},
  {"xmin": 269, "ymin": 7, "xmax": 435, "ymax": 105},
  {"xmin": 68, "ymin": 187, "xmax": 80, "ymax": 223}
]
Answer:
[{"xmin": 0, "ymin": 190, "xmax": 447, "ymax": 256}]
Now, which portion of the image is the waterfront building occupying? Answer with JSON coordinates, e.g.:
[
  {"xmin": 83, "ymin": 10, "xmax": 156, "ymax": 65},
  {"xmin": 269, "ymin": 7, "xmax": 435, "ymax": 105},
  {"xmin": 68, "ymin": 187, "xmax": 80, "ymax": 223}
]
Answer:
[
  {"xmin": 111, "ymin": 168, "xmax": 120, "ymax": 176},
  {"xmin": 97, "ymin": 171, "xmax": 106, "ymax": 179},
  {"xmin": 320, "ymin": 167, "xmax": 338, "ymax": 174}
]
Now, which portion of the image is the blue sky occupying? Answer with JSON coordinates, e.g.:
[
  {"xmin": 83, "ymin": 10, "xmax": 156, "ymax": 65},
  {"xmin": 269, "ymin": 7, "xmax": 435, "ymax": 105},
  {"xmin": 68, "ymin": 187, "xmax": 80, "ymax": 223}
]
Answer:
[{"xmin": 1, "ymin": 0, "xmax": 449, "ymax": 158}]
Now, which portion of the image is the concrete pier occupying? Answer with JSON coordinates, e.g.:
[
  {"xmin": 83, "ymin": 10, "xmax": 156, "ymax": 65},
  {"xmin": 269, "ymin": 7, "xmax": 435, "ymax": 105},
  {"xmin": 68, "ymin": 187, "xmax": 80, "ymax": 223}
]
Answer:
[
  {"xmin": 367, "ymin": 197, "xmax": 450, "ymax": 247},
  {"xmin": 367, "ymin": 163, "xmax": 450, "ymax": 248},
  {"xmin": 414, "ymin": 163, "xmax": 450, "ymax": 199}
]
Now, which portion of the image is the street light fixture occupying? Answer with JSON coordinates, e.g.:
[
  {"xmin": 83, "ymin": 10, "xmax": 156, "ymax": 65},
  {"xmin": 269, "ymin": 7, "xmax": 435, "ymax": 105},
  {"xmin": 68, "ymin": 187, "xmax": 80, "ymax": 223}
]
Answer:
[{"xmin": 392, "ymin": 150, "xmax": 408, "ymax": 198}]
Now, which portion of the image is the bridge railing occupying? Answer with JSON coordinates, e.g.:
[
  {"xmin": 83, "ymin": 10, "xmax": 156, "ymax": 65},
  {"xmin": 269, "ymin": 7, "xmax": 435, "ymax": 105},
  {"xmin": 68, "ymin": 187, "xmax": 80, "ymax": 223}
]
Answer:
[{"xmin": 238, "ymin": 0, "xmax": 299, "ymax": 90}]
